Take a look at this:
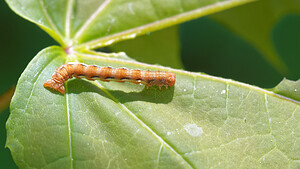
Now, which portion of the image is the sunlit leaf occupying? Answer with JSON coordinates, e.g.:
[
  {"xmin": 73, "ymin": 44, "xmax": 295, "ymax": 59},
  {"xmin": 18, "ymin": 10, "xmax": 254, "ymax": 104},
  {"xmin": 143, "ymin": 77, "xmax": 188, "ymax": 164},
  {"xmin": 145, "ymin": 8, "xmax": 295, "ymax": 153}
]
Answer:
[
  {"xmin": 6, "ymin": 0, "xmax": 299, "ymax": 169},
  {"xmin": 6, "ymin": 0, "xmax": 254, "ymax": 49},
  {"xmin": 273, "ymin": 78, "xmax": 300, "ymax": 102},
  {"xmin": 6, "ymin": 47, "xmax": 300, "ymax": 168}
]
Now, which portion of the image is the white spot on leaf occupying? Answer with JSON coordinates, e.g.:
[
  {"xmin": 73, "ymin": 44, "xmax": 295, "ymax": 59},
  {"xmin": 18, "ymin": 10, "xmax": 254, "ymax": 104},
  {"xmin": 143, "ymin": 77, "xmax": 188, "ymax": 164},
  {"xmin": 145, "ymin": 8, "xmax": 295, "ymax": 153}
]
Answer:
[
  {"xmin": 184, "ymin": 123, "xmax": 203, "ymax": 137},
  {"xmin": 221, "ymin": 90, "xmax": 226, "ymax": 94}
]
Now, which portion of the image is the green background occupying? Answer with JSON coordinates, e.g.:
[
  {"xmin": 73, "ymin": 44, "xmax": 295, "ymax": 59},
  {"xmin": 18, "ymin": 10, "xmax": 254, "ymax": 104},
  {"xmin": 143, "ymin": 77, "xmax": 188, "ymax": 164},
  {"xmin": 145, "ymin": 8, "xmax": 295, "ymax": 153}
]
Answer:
[
  {"xmin": 180, "ymin": 14, "xmax": 300, "ymax": 88},
  {"xmin": 1, "ymin": 0, "xmax": 300, "ymax": 168}
]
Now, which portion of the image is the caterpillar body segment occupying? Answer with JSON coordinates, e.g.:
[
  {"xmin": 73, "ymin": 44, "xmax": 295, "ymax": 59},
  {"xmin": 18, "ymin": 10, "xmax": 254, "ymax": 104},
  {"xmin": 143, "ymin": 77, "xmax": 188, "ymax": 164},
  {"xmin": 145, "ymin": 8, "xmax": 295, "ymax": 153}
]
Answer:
[{"xmin": 44, "ymin": 63, "xmax": 176, "ymax": 94}]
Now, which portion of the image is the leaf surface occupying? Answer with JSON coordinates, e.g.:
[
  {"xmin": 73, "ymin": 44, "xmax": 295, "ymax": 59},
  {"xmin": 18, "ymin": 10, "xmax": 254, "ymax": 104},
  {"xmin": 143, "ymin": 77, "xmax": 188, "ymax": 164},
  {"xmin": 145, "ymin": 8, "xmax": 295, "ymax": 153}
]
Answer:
[
  {"xmin": 6, "ymin": 47, "xmax": 300, "ymax": 168},
  {"xmin": 6, "ymin": 0, "xmax": 300, "ymax": 169},
  {"xmin": 6, "ymin": 0, "xmax": 254, "ymax": 49},
  {"xmin": 273, "ymin": 79, "xmax": 300, "ymax": 102}
]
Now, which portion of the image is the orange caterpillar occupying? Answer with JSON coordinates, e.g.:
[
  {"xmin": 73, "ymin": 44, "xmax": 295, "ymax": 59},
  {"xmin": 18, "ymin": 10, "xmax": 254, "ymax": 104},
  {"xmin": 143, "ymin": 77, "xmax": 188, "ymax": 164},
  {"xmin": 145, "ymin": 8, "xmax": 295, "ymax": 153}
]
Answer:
[{"xmin": 44, "ymin": 63, "xmax": 176, "ymax": 94}]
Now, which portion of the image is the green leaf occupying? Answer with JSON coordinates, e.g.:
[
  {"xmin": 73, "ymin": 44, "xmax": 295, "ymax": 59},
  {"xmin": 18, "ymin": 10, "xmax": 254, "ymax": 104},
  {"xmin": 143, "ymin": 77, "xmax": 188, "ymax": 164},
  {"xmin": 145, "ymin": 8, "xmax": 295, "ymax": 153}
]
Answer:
[
  {"xmin": 210, "ymin": 0, "xmax": 300, "ymax": 76},
  {"xmin": 273, "ymin": 78, "xmax": 300, "ymax": 102},
  {"xmin": 5, "ymin": 0, "xmax": 255, "ymax": 49},
  {"xmin": 110, "ymin": 26, "xmax": 182, "ymax": 69},
  {"xmin": 0, "ymin": 0, "xmax": 55, "ymax": 166},
  {"xmin": 7, "ymin": 0, "xmax": 300, "ymax": 168},
  {"xmin": 7, "ymin": 46, "xmax": 300, "ymax": 168}
]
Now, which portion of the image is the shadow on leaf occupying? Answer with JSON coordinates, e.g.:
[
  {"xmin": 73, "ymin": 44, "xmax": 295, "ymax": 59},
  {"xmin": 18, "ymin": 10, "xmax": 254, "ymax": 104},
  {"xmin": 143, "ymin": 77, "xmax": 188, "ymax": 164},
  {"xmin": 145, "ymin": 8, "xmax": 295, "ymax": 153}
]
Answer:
[{"xmin": 67, "ymin": 79, "xmax": 174, "ymax": 104}]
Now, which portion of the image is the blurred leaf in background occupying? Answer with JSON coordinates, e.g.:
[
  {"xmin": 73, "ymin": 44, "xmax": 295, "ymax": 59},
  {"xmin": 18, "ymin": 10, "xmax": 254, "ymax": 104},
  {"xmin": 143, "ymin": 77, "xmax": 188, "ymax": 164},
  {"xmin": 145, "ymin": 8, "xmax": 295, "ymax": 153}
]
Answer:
[
  {"xmin": 180, "ymin": 16, "xmax": 282, "ymax": 88},
  {"xmin": 0, "ymin": 109, "xmax": 17, "ymax": 169},
  {"xmin": 1, "ymin": 0, "xmax": 300, "ymax": 168},
  {"xmin": 180, "ymin": 0, "xmax": 300, "ymax": 88},
  {"xmin": 110, "ymin": 26, "xmax": 183, "ymax": 69}
]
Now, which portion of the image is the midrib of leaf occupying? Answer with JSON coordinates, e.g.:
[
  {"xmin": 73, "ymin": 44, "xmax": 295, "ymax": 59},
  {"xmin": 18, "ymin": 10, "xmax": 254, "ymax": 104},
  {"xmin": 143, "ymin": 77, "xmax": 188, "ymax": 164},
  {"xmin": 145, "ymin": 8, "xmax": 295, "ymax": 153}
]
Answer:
[
  {"xmin": 76, "ymin": 52, "xmax": 300, "ymax": 167},
  {"xmin": 39, "ymin": 0, "xmax": 64, "ymax": 42},
  {"xmin": 77, "ymin": 52, "xmax": 300, "ymax": 105},
  {"xmin": 74, "ymin": 0, "xmax": 256, "ymax": 50},
  {"xmin": 72, "ymin": 0, "xmax": 113, "ymax": 41},
  {"xmin": 65, "ymin": 0, "xmax": 74, "ymax": 40},
  {"xmin": 90, "ymin": 80, "xmax": 195, "ymax": 169},
  {"xmin": 65, "ymin": 86, "xmax": 74, "ymax": 169}
]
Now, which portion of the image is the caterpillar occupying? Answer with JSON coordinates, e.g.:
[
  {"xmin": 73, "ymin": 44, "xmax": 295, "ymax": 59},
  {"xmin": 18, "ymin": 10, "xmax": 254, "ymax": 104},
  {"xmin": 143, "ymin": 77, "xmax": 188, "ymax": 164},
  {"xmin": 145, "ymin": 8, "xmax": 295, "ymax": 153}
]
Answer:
[{"xmin": 44, "ymin": 63, "xmax": 176, "ymax": 94}]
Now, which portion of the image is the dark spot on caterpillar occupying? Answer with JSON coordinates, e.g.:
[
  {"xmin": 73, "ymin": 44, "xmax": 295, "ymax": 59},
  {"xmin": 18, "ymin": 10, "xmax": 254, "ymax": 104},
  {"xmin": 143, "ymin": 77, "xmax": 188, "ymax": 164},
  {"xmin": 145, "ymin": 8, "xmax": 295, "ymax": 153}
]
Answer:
[
  {"xmin": 148, "ymin": 79, "xmax": 156, "ymax": 83},
  {"xmin": 120, "ymin": 77, "xmax": 130, "ymax": 80}
]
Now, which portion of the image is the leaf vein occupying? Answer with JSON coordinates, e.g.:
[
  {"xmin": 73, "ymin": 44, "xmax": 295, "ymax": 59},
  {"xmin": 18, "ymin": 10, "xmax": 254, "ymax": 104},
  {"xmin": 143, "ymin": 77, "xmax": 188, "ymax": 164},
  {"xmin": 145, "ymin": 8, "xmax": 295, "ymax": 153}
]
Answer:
[
  {"xmin": 264, "ymin": 94, "xmax": 272, "ymax": 134},
  {"xmin": 65, "ymin": 85, "xmax": 73, "ymax": 169},
  {"xmin": 225, "ymin": 83, "xmax": 229, "ymax": 120},
  {"xmin": 73, "ymin": 0, "xmax": 113, "ymax": 40},
  {"xmin": 23, "ymin": 58, "xmax": 57, "ymax": 113},
  {"xmin": 78, "ymin": 52, "xmax": 300, "ymax": 105},
  {"xmin": 93, "ymin": 81, "xmax": 194, "ymax": 169},
  {"xmin": 65, "ymin": 0, "xmax": 74, "ymax": 39},
  {"xmin": 156, "ymin": 144, "xmax": 163, "ymax": 169},
  {"xmin": 283, "ymin": 105, "xmax": 298, "ymax": 128},
  {"xmin": 75, "ymin": 0, "xmax": 254, "ymax": 50},
  {"xmin": 39, "ymin": 0, "xmax": 64, "ymax": 40},
  {"xmin": 41, "ymin": 156, "xmax": 69, "ymax": 168},
  {"xmin": 184, "ymin": 133, "xmax": 273, "ymax": 156}
]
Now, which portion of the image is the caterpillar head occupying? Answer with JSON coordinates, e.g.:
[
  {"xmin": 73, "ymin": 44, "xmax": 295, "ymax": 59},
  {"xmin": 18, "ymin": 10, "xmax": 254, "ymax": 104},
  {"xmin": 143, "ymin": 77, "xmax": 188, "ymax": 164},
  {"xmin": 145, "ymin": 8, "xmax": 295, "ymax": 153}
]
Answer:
[{"xmin": 44, "ymin": 79, "xmax": 65, "ymax": 94}]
